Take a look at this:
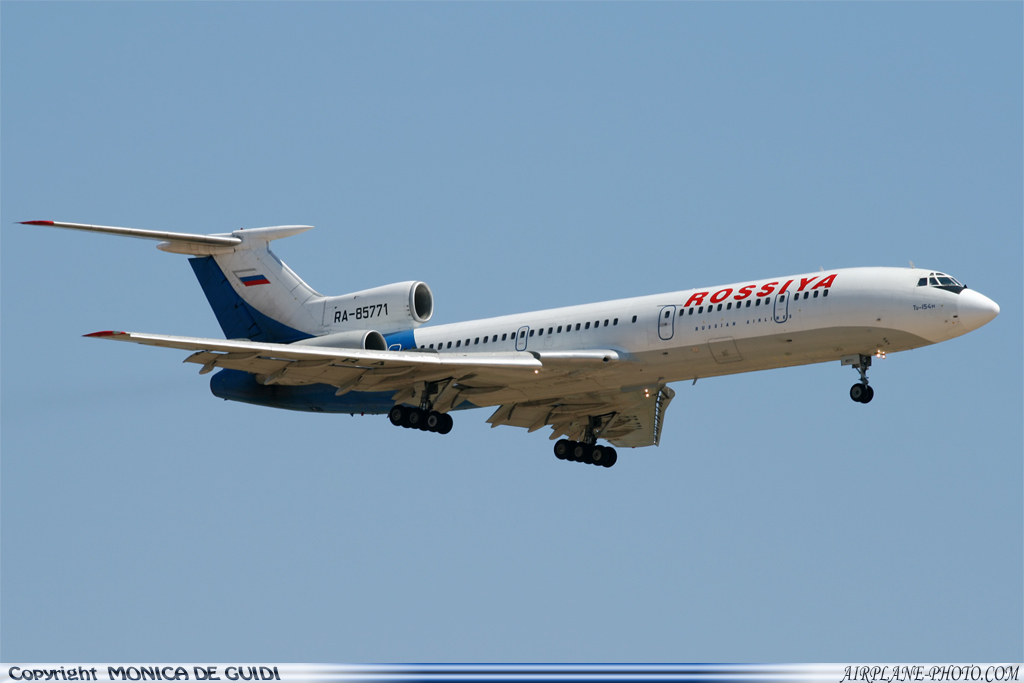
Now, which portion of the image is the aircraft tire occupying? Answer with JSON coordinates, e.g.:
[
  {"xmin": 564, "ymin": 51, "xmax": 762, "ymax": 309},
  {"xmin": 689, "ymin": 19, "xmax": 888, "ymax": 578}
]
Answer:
[
  {"xmin": 861, "ymin": 386, "xmax": 874, "ymax": 404},
  {"xmin": 407, "ymin": 408, "xmax": 426, "ymax": 429},
  {"xmin": 426, "ymin": 411, "xmax": 442, "ymax": 432},
  {"xmin": 602, "ymin": 448, "xmax": 618, "ymax": 468},
  {"xmin": 388, "ymin": 405, "xmax": 406, "ymax": 426},
  {"xmin": 571, "ymin": 442, "xmax": 587, "ymax": 462},
  {"xmin": 437, "ymin": 413, "xmax": 454, "ymax": 435},
  {"xmin": 554, "ymin": 439, "xmax": 571, "ymax": 459},
  {"xmin": 591, "ymin": 446, "xmax": 605, "ymax": 465},
  {"xmin": 850, "ymin": 384, "xmax": 866, "ymax": 403}
]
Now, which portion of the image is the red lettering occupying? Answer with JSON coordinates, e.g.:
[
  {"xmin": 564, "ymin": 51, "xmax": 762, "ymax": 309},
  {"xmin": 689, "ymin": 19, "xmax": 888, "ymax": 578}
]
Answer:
[
  {"xmin": 798, "ymin": 276, "xmax": 818, "ymax": 291},
  {"xmin": 812, "ymin": 273, "xmax": 837, "ymax": 289},
  {"xmin": 735, "ymin": 285, "xmax": 756, "ymax": 300},
  {"xmin": 778, "ymin": 279, "xmax": 794, "ymax": 294},
  {"xmin": 710, "ymin": 288, "xmax": 733, "ymax": 303},
  {"xmin": 684, "ymin": 291, "xmax": 708, "ymax": 306},
  {"xmin": 757, "ymin": 282, "xmax": 778, "ymax": 297}
]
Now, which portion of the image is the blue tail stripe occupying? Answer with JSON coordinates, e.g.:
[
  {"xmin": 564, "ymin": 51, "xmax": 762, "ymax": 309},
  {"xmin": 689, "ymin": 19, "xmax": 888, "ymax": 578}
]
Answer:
[{"xmin": 189, "ymin": 256, "xmax": 311, "ymax": 343}]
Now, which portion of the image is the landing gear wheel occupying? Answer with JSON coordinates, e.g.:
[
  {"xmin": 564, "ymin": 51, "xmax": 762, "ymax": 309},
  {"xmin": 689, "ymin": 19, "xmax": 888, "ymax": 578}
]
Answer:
[
  {"xmin": 388, "ymin": 405, "xmax": 406, "ymax": 426},
  {"xmin": 407, "ymin": 408, "xmax": 429, "ymax": 430},
  {"xmin": 437, "ymin": 413, "xmax": 454, "ymax": 435},
  {"xmin": 554, "ymin": 439, "xmax": 571, "ymax": 460},
  {"xmin": 602, "ymin": 448, "xmax": 618, "ymax": 468},
  {"xmin": 850, "ymin": 384, "xmax": 867, "ymax": 403},
  {"xmin": 590, "ymin": 446, "xmax": 605, "ymax": 465},
  {"xmin": 426, "ymin": 411, "xmax": 442, "ymax": 432},
  {"xmin": 571, "ymin": 442, "xmax": 588, "ymax": 462},
  {"xmin": 861, "ymin": 385, "xmax": 874, "ymax": 404}
]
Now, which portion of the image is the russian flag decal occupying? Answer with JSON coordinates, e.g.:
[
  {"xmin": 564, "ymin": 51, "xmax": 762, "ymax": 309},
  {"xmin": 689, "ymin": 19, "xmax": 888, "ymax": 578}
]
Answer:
[{"xmin": 233, "ymin": 269, "xmax": 271, "ymax": 287}]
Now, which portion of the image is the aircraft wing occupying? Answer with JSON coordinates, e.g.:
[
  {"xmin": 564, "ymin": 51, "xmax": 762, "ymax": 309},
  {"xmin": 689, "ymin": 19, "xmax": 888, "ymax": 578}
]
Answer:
[
  {"xmin": 87, "ymin": 331, "xmax": 673, "ymax": 446},
  {"xmin": 83, "ymin": 332, "xmax": 659, "ymax": 432}
]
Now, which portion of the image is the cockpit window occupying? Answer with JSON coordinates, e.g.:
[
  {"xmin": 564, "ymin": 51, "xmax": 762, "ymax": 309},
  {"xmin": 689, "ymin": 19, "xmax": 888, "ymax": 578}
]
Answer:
[{"xmin": 920, "ymin": 272, "xmax": 965, "ymax": 293}]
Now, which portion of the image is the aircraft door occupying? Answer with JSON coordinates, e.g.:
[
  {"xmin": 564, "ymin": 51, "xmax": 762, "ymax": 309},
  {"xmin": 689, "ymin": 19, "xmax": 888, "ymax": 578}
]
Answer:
[
  {"xmin": 773, "ymin": 293, "xmax": 789, "ymax": 323},
  {"xmin": 658, "ymin": 306, "xmax": 676, "ymax": 340},
  {"xmin": 515, "ymin": 325, "xmax": 530, "ymax": 351}
]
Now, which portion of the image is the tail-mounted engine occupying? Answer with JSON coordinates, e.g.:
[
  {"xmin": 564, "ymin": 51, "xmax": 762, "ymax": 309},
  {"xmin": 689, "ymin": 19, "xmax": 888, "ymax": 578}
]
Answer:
[{"xmin": 321, "ymin": 281, "xmax": 433, "ymax": 335}]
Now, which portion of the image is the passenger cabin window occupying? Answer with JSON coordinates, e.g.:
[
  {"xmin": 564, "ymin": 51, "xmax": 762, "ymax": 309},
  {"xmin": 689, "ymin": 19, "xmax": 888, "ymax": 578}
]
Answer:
[
  {"xmin": 456, "ymin": 340, "xmax": 461, "ymax": 347},
  {"xmin": 447, "ymin": 341, "xmax": 452, "ymax": 349},
  {"xmin": 519, "ymin": 330, "xmax": 526, "ymax": 338},
  {"xmin": 501, "ymin": 333, "xmax": 507, "ymax": 341},
  {"xmin": 717, "ymin": 304, "xmax": 722, "ymax": 311},
  {"xmin": 475, "ymin": 337, "xmax": 479, "ymax": 344},
  {"xmin": 483, "ymin": 337, "xmax": 488, "ymax": 343},
  {"xmin": 557, "ymin": 326, "xmax": 562, "ymax": 333},
  {"xmin": 604, "ymin": 320, "xmax": 609, "ymax": 327},
  {"xmin": 529, "ymin": 329, "xmax": 534, "ymax": 337},
  {"xmin": 614, "ymin": 318, "xmax": 619, "ymax": 325},
  {"xmin": 631, "ymin": 315, "xmax": 637, "ymax": 323},
  {"xmin": 548, "ymin": 327, "xmax": 553, "ymax": 334},
  {"xmin": 823, "ymin": 290, "xmax": 829, "ymax": 297},
  {"xmin": 727, "ymin": 302, "xmax": 732, "ymax": 310},
  {"xmin": 576, "ymin": 323, "xmax": 581, "ymax": 330},
  {"xmin": 585, "ymin": 322, "xmax": 591, "ymax": 329}
]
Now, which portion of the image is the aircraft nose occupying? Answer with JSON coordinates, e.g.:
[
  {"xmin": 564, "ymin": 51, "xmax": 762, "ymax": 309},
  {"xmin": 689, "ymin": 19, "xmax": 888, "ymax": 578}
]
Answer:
[{"xmin": 958, "ymin": 288, "xmax": 1000, "ymax": 332}]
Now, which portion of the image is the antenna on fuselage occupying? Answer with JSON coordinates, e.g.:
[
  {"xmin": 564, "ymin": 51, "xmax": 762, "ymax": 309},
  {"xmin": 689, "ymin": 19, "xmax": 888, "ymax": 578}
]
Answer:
[{"xmin": 909, "ymin": 260, "xmax": 915, "ymax": 269}]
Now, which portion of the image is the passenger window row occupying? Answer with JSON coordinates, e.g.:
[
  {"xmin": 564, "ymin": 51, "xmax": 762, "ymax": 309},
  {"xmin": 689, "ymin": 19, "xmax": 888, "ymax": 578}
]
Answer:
[
  {"xmin": 421, "ymin": 317, "xmax": 622, "ymax": 350},
  {"xmin": 678, "ymin": 289, "xmax": 828, "ymax": 316}
]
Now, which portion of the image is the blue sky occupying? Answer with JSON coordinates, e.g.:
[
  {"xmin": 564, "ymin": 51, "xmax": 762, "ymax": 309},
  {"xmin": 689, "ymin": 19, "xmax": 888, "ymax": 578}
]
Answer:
[{"xmin": 2, "ymin": 2, "xmax": 1021, "ymax": 662}]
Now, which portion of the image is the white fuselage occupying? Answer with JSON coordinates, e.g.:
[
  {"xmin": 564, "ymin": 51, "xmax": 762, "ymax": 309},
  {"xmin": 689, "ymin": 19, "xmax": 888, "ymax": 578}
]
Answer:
[{"xmin": 408, "ymin": 267, "xmax": 990, "ymax": 395}]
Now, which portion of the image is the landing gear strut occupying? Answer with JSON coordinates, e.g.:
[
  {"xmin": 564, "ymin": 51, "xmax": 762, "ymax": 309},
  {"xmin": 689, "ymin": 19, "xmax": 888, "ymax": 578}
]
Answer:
[
  {"xmin": 844, "ymin": 354, "xmax": 875, "ymax": 404},
  {"xmin": 553, "ymin": 415, "xmax": 618, "ymax": 468}
]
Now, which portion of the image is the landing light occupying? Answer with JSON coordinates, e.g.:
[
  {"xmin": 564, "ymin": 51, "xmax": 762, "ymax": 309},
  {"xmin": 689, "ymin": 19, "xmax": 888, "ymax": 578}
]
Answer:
[
  {"xmin": 876, "ymin": 350, "xmax": 886, "ymax": 359},
  {"xmin": 534, "ymin": 369, "xmax": 539, "ymax": 374}
]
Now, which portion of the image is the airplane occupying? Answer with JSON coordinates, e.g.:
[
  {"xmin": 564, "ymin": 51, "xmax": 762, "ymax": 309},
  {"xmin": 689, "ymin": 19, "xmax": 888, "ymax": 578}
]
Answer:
[{"xmin": 19, "ymin": 220, "xmax": 1000, "ymax": 468}]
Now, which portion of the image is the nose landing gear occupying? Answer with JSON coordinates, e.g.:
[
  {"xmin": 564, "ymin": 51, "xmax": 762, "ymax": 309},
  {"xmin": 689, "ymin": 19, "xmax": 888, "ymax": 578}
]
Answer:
[{"xmin": 843, "ymin": 354, "xmax": 875, "ymax": 404}]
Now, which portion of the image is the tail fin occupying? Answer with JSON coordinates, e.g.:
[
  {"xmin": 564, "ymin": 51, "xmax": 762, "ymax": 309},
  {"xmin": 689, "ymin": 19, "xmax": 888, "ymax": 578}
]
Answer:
[{"xmin": 20, "ymin": 220, "xmax": 328, "ymax": 342}]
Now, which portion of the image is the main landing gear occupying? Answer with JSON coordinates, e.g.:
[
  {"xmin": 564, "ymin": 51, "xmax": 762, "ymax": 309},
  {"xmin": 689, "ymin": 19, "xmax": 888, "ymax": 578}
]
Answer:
[
  {"xmin": 388, "ymin": 405, "xmax": 453, "ymax": 434},
  {"xmin": 554, "ymin": 439, "xmax": 618, "ymax": 468},
  {"xmin": 552, "ymin": 415, "xmax": 618, "ymax": 468},
  {"xmin": 845, "ymin": 354, "xmax": 875, "ymax": 404}
]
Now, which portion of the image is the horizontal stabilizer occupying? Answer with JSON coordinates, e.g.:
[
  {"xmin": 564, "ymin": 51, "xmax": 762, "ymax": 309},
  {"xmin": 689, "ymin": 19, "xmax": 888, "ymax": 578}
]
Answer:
[
  {"xmin": 20, "ymin": 220, "xmax": 240, "ymax": 247},
  {"xmin": 18, "ymin": 221, "xmax": 314, "ymax": 256}
]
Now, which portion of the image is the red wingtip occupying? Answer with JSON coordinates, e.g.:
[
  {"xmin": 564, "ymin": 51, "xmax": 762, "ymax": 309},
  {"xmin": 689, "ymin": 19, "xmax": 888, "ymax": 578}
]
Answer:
[
  {"xmin": 19, "ymin": 220, "xmax": 55, "ymax": 225},
  {"xmin": 84, "ymin": 330, "xmax": 123, "ymax": 337}
]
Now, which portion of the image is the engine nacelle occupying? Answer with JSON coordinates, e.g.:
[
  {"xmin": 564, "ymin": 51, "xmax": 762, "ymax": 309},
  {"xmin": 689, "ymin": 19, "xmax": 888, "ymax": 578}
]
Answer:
[
  {"xmin": 321, "ymin": 281, "xmax": 433, "ymax": 335},
  {"xmin": 293, "ymin": 329, "xmax": 387, "ymax": 351}
]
